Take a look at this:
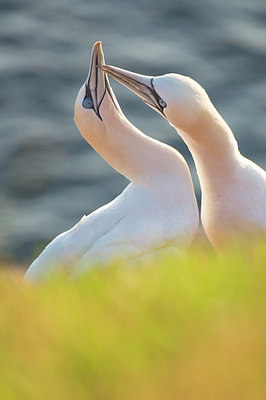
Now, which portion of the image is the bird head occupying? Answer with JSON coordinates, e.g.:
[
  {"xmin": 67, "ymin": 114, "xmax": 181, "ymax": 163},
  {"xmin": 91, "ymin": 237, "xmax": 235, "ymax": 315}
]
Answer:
[
  {"xmin": 74, "ymin": 42, "xmax": 123, "ymax": 141},
  {"xmin": 98, "ymin": 65, "xmax": 210, "ymax": 134}
]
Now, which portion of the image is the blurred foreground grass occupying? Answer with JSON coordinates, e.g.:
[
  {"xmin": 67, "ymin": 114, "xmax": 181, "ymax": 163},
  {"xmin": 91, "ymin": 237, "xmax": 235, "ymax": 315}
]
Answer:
[{"xmin": 0, "ymin": 241, "xmax": 266, "ymax": 400}]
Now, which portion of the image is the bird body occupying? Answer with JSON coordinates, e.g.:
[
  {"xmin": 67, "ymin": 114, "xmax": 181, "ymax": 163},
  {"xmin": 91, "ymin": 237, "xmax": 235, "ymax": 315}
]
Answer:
[
  {"xmin": 100, "ymin": 65, "xmax": 266, "ymax": 249},
  {"xmin": 177, "ymin": 103, "xmax": 266, "ymax": 248},
  {"xmin": 198, "ymin": 150, "xmax": 266, "ymax": 247},
  {"xmin": 24, "ymin": 43, "xmax": 198, "ymax": 281},
  {"xmin": 26, "ymin": 181, "xmax": 197, "ymax": 280}
]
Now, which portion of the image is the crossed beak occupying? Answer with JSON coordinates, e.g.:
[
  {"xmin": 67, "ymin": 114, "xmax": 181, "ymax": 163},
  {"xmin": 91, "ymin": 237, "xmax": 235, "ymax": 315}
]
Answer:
[{"xmin": 98, "ymin": 65, "xmax": 167, "ymax": 115}]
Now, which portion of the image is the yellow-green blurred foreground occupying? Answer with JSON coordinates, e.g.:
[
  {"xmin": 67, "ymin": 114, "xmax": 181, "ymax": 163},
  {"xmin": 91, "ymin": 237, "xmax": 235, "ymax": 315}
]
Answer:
[{"xmin": 0, "ymin": 241, "xmax": 266, "ymax": 400}]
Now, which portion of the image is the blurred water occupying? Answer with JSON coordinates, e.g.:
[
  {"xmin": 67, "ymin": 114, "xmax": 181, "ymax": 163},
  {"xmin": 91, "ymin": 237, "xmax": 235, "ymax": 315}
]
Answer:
[{"xmin": 1, "ymin": 0, "xmax": 266, "ymax": 261}]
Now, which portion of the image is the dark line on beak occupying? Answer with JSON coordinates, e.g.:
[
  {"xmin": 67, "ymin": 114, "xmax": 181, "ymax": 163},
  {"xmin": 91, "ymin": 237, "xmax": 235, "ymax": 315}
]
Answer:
[
  {"xmin": 150, "ymin": 78, "xmax": 166, "ymax": 116},
  {"xmin": 104, "ymin": 71, "xmax": 166, "ymax": 116}
]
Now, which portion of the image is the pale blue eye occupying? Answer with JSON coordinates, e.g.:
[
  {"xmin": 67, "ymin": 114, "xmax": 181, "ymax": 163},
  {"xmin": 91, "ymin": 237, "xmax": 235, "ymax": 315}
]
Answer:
[
  {"xmin": 158, "ymin": 98, "xmax": 167, "ymax": 108},
  {"xmin": 83, "ymin": 97, "xmax": 93, "ymax": 109}
]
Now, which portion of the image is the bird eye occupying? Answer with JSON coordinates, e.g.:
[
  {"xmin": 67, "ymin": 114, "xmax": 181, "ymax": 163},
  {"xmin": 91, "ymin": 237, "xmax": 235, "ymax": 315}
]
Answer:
[
  {"xmin": 82, "ymin": 97, "xmax": 93, "ymax": 109},
  {"xmin": 158, "ymin": 98, "xmax": 167, "ymax": 108}
]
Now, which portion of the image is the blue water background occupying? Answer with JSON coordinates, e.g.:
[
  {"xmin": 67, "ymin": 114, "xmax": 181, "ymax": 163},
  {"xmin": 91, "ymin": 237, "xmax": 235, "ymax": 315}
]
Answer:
[{"xmin": 0, "ymin": 0, "xmax": 266, "ymax": 261}]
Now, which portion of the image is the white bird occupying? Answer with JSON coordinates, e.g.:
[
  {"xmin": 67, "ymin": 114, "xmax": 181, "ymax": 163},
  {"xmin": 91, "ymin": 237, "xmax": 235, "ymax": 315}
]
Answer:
[
  {"xmin": 100, "ymin": 64, "xmax": 266, "ymax": 249},
  {"xmin": 24, "ymin": 42, "xmax": 199, "ymax": 281}
]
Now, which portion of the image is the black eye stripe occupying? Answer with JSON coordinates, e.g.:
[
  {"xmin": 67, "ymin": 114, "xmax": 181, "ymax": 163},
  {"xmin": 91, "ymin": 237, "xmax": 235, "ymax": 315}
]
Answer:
[
  {"xmin": 83, "ymin": 84, "xmax": 92, "ymax": 102},
  {"xmin": 150, "ymin": 78, "xmax": 167, "ymax": 111}
]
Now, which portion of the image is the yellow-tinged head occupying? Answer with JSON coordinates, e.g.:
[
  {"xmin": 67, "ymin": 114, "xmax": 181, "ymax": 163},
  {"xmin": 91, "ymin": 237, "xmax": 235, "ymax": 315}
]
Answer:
[{"xmin": 99, "ymin": 64, "xmax": 211, "ymax": 134}]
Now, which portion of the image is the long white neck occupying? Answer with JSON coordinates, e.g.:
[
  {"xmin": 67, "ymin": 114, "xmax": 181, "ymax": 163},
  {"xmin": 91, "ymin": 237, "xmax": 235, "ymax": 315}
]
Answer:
[
  {"xmin": 175, "ymin": 104, "xmax": 240, "ymax": 196},
  {"xmin": 78, "ymin": 102, "xmax": 193, "ymax": 192}
]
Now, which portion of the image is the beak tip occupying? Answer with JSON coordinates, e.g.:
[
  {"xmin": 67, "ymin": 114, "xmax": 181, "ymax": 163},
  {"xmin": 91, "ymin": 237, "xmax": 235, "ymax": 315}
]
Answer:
[
  {"xmin": 94, "ymin": 40, "xmax": 102, "ymax": 46},
  {"xmin": 92, "ymin": 41, "xmax": 103, "ymax": 55}
]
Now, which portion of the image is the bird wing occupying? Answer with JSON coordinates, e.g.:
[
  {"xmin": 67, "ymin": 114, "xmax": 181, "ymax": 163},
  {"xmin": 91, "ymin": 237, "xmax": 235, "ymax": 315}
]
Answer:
[{"xmin": 24, "ymin": 185, "xmax": 130, "ymax": 281}]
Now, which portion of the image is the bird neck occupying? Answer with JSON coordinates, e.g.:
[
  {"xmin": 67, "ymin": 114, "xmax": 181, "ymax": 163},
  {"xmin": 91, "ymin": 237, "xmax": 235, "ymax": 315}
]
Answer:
[
  {"xmin": 81, "ymin": 106, "xmax": 193, "ymax": 191},
  {"xmin": 176, "ymin": 106, "xmax": 240, "ymax": 194}
]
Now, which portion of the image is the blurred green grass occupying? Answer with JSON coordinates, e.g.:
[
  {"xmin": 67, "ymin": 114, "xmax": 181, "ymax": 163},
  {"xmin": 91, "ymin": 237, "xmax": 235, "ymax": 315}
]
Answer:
[{"xmin": 0, "ymin": 241, "xmax": 265, "ymax": 400}]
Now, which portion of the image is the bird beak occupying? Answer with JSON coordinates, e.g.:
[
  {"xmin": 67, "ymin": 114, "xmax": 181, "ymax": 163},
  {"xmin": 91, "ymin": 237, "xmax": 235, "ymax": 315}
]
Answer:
[
  {"xmin": 98, "ymin": 65, "xmax": 167, "ymax": 115},
  {"xmin": 83, "ymin": 41, "xmax": 120, "ymax": 120}
]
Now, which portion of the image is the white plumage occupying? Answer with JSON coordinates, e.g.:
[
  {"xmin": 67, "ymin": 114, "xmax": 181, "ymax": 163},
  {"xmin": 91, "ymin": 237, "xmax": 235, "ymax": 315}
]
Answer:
[
  {"xmin": 24, "ymin": 42, "xmax": 199, "ymax": 281},
  {"xmin": 101, "ymin": 64, "xmax": 266, "ymax": 249}
]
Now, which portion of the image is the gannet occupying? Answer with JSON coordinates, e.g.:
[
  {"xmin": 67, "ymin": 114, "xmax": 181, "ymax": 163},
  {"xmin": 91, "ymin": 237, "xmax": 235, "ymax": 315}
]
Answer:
[
  {"xmin": 24, "ymin": 42, "xmax": 199, "ymax": 281},
  {"xmin": 100, "ymin": 64, "xmax": 266, "ymax": 249}
]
